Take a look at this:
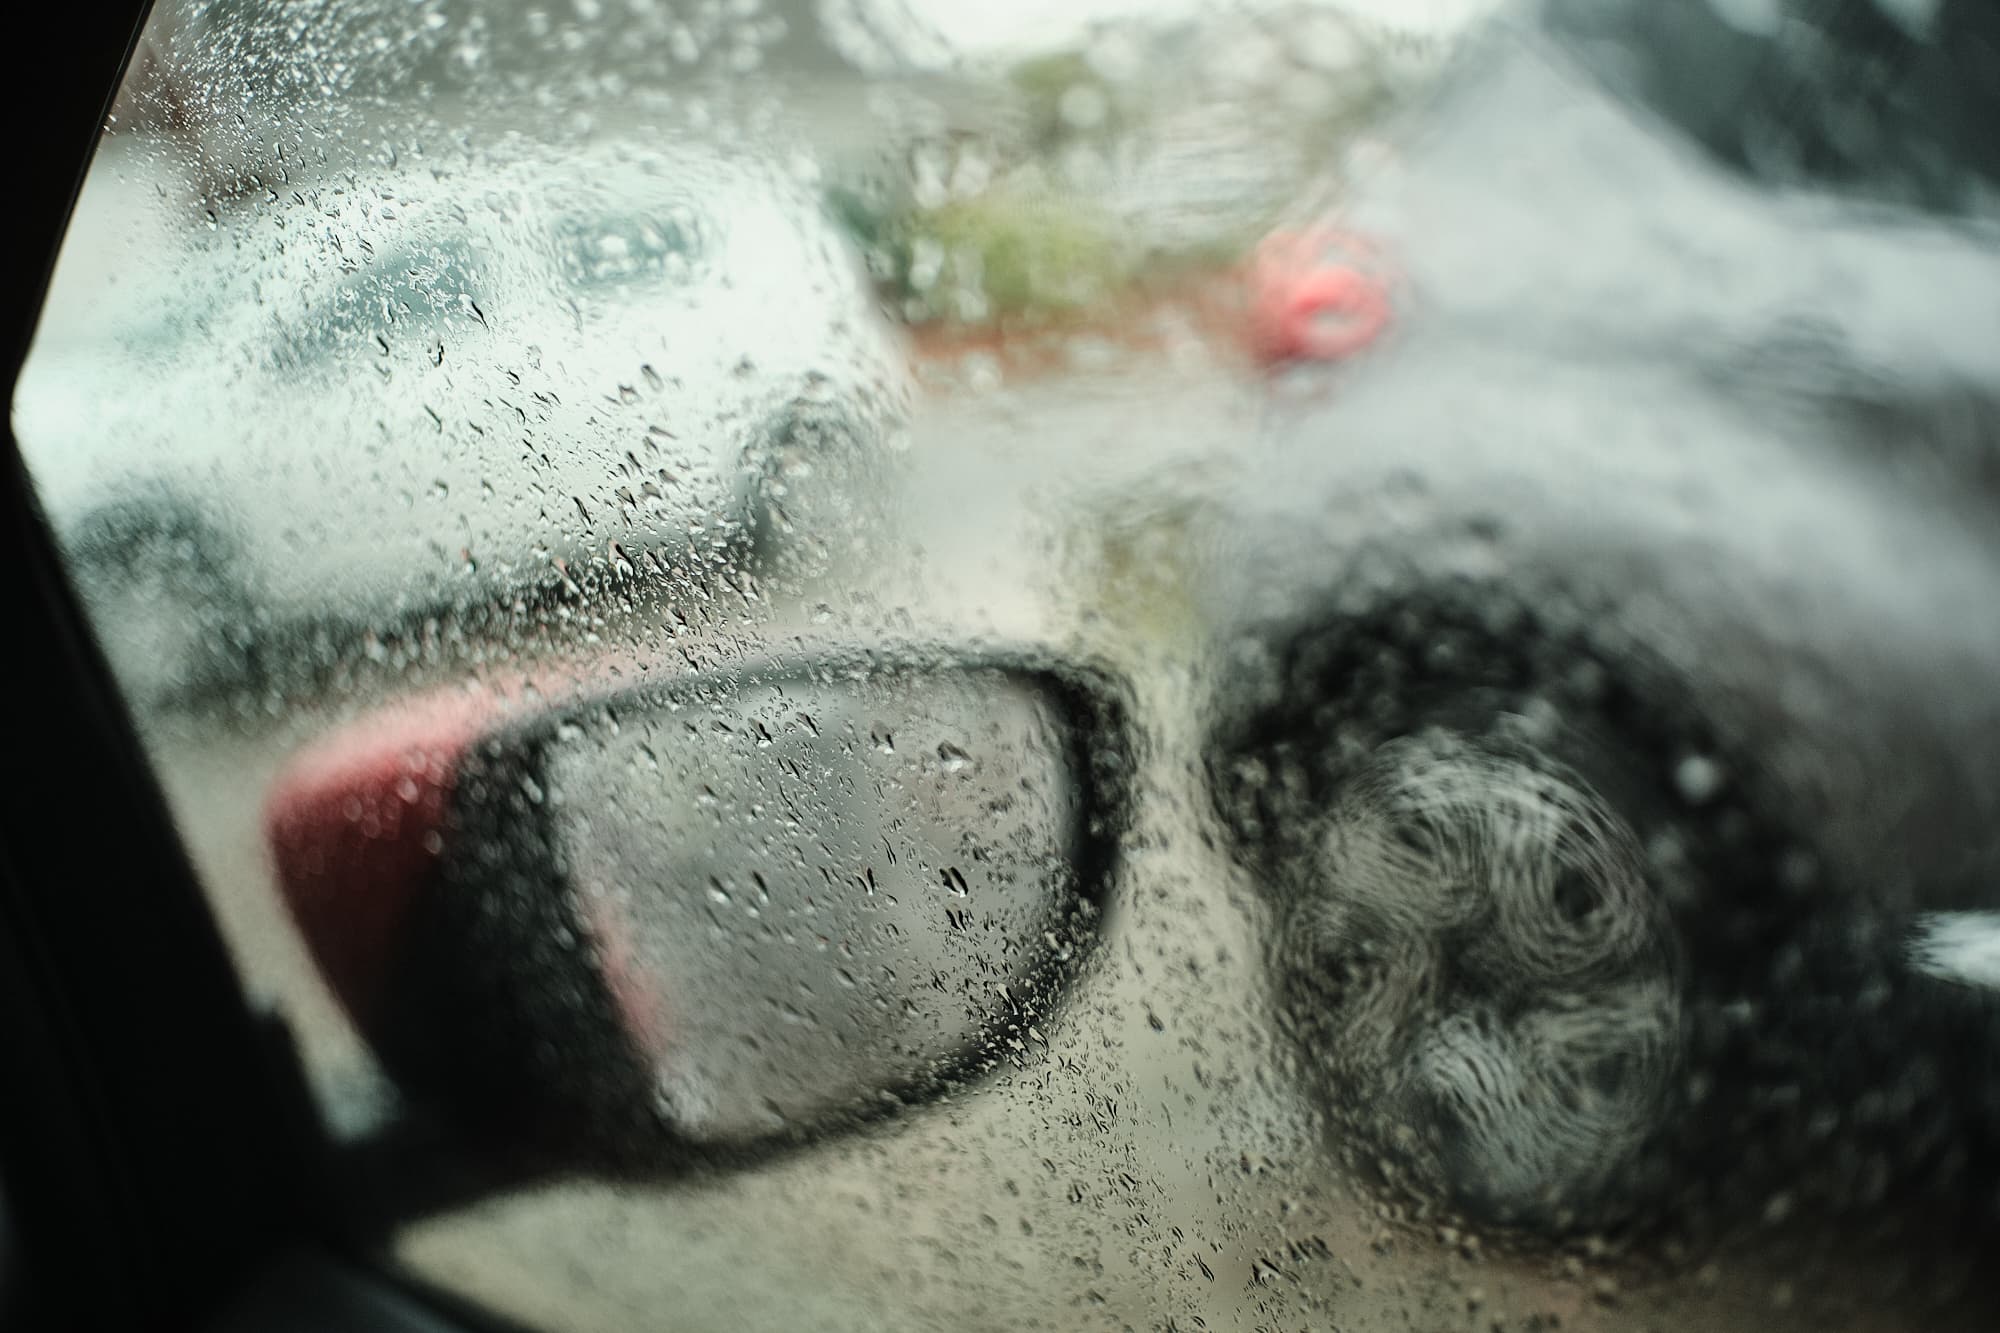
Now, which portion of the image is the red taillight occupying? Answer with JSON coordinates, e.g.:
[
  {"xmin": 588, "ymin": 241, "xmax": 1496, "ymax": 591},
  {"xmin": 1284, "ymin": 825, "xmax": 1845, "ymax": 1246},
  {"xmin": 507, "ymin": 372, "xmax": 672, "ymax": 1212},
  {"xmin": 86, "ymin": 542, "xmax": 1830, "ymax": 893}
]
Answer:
[{"xmin": 1247, "ymin": 226, "xmax": 1393, "ymax": 367}]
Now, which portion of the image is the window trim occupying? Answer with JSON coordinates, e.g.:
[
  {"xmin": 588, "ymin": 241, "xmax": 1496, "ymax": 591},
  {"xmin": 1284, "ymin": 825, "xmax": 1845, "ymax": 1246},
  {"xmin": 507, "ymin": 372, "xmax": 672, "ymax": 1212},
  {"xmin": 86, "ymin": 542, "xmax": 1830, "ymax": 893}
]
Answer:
[{"xmin": 0, "ymin": 3, "xmax": 361, "ymax": 1326}]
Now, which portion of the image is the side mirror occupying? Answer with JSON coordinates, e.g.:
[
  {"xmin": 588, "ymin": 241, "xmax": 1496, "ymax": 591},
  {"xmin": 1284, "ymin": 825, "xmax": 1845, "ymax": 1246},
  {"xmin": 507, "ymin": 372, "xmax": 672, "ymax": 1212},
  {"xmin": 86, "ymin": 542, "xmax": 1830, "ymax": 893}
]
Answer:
[{"xmin": 266, "ymin": 648, "xmax": 1130, "ymax": 1173}]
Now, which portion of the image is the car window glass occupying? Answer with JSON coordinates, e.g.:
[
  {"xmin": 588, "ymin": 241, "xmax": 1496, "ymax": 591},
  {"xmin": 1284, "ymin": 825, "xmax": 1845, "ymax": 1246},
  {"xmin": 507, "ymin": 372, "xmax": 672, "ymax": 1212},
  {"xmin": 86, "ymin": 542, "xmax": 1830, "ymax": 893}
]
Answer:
[{"xmin": 14, "ymin": 2, "xmax": 2000, "ymax": 1330}]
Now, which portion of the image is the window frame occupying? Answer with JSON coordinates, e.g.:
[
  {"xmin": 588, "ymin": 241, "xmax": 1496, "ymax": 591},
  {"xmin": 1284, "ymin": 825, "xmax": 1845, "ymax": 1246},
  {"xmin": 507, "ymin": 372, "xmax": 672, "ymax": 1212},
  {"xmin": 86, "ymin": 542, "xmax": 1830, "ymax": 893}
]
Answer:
[{"xmin": 0, "ymin": 5, "xmax": 496, "ymax": 1328}]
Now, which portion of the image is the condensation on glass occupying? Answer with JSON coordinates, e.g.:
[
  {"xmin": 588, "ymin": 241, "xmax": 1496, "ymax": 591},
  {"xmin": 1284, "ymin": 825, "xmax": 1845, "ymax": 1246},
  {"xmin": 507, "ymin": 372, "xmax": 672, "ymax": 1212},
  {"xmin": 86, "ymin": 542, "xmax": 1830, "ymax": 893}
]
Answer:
[{"xmin": 12, "ymin": 2, "xmax": 2000, "ymax": 1331}]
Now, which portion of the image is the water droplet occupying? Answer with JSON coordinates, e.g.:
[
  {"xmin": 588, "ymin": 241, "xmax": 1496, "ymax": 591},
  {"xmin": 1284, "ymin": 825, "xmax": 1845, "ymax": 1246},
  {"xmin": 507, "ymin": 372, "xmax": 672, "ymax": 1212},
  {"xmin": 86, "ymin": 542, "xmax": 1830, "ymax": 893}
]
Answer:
[{"xmin": 1674, "ymin": 754, "xmax": 1725, "ymax": 805}]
